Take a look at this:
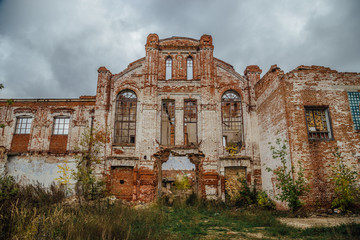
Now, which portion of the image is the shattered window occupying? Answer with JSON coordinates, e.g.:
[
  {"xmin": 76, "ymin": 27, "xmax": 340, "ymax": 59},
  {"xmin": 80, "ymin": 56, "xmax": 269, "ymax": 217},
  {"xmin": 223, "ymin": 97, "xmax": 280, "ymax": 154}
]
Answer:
[
  {"xmin": 53, "ymin": 117, "xmax": 70, "ymax": 135},
  {"xmin": 305, "ymin": 107, "xmax": 332, "ymax": 140},
  {"xmin": 114, "ymin": 90, "xmax": 137, "ymax": 144},
  {"xmin": 15, "ymin": 117, "xmax": 32, "ymax": 134},
  {"xmin": 166, "ymin": 57, "xmax": 172, "ymax": 80},
  {"xmin": 161, "ymin": 100, "xmax": 175, "ymax": 146},
  {"xmin": 187, "ymin": 57, "xmax": 193, "ymax": 80},
  {"xmin": 348, "ymin": 92, "xmax": 360, "ymax": 130},
  {"xmin": 221, "ymin": 90, "xmax": 243, "ymax": 148},
  {"xmin": 184, "ymin": 99, "xmax": 197, "ymax": 145}
]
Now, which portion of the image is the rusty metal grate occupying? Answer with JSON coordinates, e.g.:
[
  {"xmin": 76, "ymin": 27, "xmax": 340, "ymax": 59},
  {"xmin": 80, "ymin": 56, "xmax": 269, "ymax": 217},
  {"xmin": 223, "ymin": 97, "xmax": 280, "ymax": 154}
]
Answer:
[{"xmin": 305, "ymin": 107, "xmax": 332, "ymax": 140}]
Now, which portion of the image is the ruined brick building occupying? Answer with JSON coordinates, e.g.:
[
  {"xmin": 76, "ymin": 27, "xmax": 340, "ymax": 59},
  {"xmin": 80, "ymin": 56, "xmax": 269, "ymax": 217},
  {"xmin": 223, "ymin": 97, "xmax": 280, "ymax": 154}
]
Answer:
[{"xmin": 0, "ymin": 34, "xmax": 359, "ymax": 206}]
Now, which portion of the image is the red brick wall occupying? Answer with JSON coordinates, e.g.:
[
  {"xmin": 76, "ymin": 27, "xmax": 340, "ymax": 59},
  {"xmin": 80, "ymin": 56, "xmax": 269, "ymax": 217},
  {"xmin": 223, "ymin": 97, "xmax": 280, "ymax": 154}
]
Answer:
[
  {"xmin": 283, "ymin": 67, "xmax": 360, "ymax": 206},
  {"xmin": 11, "ymin": 134, "xmax": 30, "ymax": 152},
  {"xmin": 49, "ymin": 135, "xmax": 68, "ymax": 153},
  {"xmin": 110, "ymin": 167, "xmax": 134, "ymax": 201}
]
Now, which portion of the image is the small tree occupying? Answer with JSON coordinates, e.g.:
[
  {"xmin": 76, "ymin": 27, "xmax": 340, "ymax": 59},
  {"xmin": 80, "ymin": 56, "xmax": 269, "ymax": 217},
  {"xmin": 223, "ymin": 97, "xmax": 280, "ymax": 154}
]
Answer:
[
  {"xmin": 331, "ymin": 148, "xmax": 359, "ymax": 212},
  {"xmin": 72, "ymin": 127, "xmax": 107, "ymax": 200},
  {"xmin": 55, "ymin": 159, "xmax": 72, "ymax": 196},
  {"xmin": 174, "ymin": 174, "xmax": 191, "ymax": 190},
  {"xmin": 266, "ymin": 138, "xmax": 309, "ymax": 211}
]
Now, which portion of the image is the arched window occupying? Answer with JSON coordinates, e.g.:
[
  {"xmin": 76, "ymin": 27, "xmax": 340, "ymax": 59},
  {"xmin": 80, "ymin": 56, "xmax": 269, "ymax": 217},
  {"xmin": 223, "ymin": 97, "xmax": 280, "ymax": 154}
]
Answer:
[
  {"xmin": 166, "ymin": 57, "xmax": 172, "ymax": 80},
  {"xmin": 114, "ymin": 90, "xmax": 137, "ymax": 144},
  {"xmin": 187, "ymin": 57, "xmax": 193, "ymax": 80},
  {"xmin": 221, "ymin": 90, "xmax": 243, "ymax": 148}
]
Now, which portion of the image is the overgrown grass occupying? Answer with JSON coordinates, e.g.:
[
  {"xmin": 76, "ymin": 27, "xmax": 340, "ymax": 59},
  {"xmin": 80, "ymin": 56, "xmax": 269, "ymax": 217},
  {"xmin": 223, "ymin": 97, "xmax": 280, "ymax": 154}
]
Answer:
[{"xmin": 1, "ymin": 177, "xmax": 360, "ymax": 239}]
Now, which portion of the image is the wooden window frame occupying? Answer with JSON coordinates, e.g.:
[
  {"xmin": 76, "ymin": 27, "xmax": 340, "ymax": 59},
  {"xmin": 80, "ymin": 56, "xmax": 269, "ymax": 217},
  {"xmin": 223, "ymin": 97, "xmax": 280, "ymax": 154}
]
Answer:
[{"xmin": 305, "ymin": 106, "xmax": 333, "ymax": 141}]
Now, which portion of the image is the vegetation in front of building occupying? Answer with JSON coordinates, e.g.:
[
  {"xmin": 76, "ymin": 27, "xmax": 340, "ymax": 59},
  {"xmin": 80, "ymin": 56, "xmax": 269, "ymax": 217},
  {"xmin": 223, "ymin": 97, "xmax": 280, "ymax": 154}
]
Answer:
[
  {"xmin": 72, "ymin": 127, "xmax": 108, "ymax": 201},
  {"xmin": 174, "ymin": 174, "xmax": 191, "ymax": 190},
  {"xmin": 331, "ymin": 148, "xmax": 360, "ymax": 212},
  {"xmin": 266, "ymin": 138, "xmax": 310, "ymax": 211},
  {"xmin": 1, "ymin": 174, "xmax": 360, "ymax": 239}
]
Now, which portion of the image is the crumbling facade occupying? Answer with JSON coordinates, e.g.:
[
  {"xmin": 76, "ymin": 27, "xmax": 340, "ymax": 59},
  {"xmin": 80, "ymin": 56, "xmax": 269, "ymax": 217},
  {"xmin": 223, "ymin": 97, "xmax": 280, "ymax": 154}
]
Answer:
[{"xmin": 0, "ymin": 34, "xmax": 359, "ymax": 206}]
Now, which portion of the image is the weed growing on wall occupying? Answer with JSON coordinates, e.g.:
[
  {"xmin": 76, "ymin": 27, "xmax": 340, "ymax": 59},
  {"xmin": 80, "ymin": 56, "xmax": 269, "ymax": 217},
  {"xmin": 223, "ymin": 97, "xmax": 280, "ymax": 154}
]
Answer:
[
  {"xmin": 73, "ymin": 127, "xmax": 108, "ymax": 200},
  {"xmin": 225, "ymin": 142, "xmax": 240, "ymax": 155},
  {"xmin": 266, "ymin": 138, "xmax": 309, "ymax": 211},
  {"xmin": 331, "ymin": 148, "xmax": 359, "ymax": 212}
]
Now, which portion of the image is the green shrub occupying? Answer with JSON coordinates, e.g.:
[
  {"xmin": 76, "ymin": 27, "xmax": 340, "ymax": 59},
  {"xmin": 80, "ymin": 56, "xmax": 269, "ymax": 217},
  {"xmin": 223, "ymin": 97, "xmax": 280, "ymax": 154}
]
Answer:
[
  {"xmin": 174, "ymin": 174, "xmax": 191, "ymax": 190},
  {"xmin": 237, "ymin": 178, "xmax": 257, "ymax": 206},
  {"xmin": 257, "ymin": 191, "xmax": 275, "ymax": 209},
  {"xmin": 225, "ymin": 175, "xmax": 257, "ymax": 207},
  {"xmin": 266, "ymin": 138, "xmax": 309, "ymax": 211},
  {"xmin": 0, "ymin": 175, "xmax": 18, "ymax": 202},
  {"xmin": 331, "ymin": 148, "xmax": 359, "ymax": 212}
]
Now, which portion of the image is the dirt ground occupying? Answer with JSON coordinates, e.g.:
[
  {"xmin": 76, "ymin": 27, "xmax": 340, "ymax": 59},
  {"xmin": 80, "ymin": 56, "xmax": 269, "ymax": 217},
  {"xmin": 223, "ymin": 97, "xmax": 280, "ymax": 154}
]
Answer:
[{"xmin": 278, "ymin": 216, "xmax": 360, "ymax": 229}]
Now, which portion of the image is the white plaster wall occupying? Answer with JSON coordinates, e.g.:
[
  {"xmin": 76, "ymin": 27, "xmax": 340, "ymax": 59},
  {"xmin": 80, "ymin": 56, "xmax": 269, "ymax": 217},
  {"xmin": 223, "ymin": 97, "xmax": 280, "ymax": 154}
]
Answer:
[{"xmin": 7, "ymin": 156, "xmax": 77, "ymax": 188}]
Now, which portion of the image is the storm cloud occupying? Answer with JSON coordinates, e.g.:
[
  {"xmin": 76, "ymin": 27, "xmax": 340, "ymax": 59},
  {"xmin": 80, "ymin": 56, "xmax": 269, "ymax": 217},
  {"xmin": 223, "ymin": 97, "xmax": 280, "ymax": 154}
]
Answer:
[{"xmin": 0, "ymin": 0, "xmax": 359, "ymax": 98}]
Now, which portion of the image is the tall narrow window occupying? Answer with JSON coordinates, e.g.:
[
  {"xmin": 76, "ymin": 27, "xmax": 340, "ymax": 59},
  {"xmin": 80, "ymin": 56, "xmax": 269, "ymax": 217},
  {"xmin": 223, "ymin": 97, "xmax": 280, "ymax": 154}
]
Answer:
[
  {"xmin": 114, "ymin": 90, "xmax": 137, "ymax": 144},
  {"xmin": 53, "ymin": 117, "xmax": 70, "ymax": 135},
  {"xmin": 166, "ymin": 57, "xmax": 172, "ymax": 80},
  {"xmin": 184, "ymin": 99, "xmax": 197, "ymax": 145},
  {"xmin": 15, "ymin": 117, "xmax": 33, "ymax": 134},
  {"xmin": 221, "ymin": 90, "xmax": 242, "ymax": 149},
  {"xmin": 161, "ymin": 100, "xmax": 175, "ymax": 146},
  {"xmin": 305, "ymin": 107, "xmax": 332, "ymax": 140},
  {"xmin": 187, "ymin": 57, "xmax": 193, "ymax": 80},
  {"xmin": 348, "ymin": 92, "xmax": 360, "ymax": 130}
]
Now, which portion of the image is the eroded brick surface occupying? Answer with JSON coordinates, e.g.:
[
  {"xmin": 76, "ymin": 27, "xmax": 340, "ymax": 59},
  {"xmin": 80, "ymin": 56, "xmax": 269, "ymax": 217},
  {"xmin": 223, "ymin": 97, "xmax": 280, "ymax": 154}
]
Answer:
[{"xmin": 256, "ymin": 65, "xmax": 360, "ymax": 208}]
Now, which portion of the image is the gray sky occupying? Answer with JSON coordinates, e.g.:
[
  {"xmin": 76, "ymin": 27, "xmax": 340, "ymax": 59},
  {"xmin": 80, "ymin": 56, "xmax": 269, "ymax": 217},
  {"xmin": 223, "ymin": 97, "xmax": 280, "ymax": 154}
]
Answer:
[{"xmin": 0, "ymin": 0, "xmax": 359, "ymax": 98}]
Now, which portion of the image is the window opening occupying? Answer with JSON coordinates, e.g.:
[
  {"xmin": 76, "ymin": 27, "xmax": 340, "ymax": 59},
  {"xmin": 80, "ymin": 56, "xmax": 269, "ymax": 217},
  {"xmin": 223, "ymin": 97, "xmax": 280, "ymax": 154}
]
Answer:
[
  {"xmin": 53, "ymin": 117, "xmax": 70, "ymax": 135},
  {"xmin": 15, "ymin": 117, "xmax": 32, "ymax": 134},
  {"xmin": 166, "ymin": 57, "xmax": 172, "ymax": 80},
  {"xmin": 221, "ymin": 90, "xmax": 243, "ymax": 150},
  {"xmin": 161, "ymin": 100, "xmax": 175, "ymax": 145},
  {"xmin": 305, "ymin": 107, "xmax": 332, "ymax": 140},
  {"xmin": 114, "ymin": 90, "xmax": 137, "ymax": 144},
  {"xmin": 187, "ymin": 57, "xmax": 193, "ymax": 80},
  {"xmin": 184, "ymin": 99, "xmax": 197, "ymax": 145},
  {"xmin": 222, "ymin": 136, "xmax": 227, "ymax": 147},
  {"xmin": 348, "ymin": 92, "xmax": 360, "ymax": 130}
]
